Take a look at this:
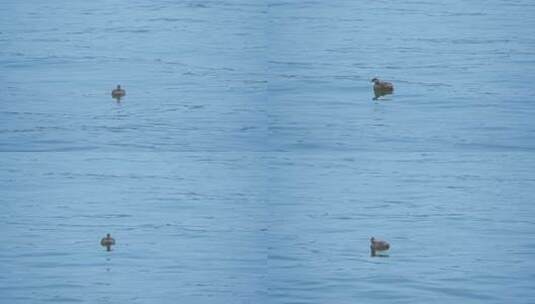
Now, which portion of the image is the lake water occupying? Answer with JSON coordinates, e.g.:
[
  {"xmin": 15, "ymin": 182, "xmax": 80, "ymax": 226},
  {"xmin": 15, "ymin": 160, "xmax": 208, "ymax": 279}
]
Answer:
[{"xmin": 1, "ymin": 1, "xmax": 535, "ymax": 303}]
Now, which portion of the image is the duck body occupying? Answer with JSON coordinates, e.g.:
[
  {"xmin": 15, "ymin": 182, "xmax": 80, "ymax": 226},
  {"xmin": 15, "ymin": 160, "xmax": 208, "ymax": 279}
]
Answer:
[
  {"xmin": 101, "ymin": 234, "xmax": 115, "ymax": 251},
  {"xmin": 371, "ymin": 78, "xmax": 394, "ymax": 100},
  {"xmin": 370, "ymin": 237, "xmax": 390, "ymax": 256},
  {"xmin": 111, "ymin": 85, "xmax": 126, "ymax": 99}
]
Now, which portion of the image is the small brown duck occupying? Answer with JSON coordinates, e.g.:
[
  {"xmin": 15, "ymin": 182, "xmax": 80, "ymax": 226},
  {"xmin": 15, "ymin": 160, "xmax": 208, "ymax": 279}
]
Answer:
[
  {"xmin": 371, "ymin": 78, "xmax": 394, "ymax": 100},
  {"xmin": 101, "ymin": 233, "xmax": 116, "ymax": 251},
  {"xmin": 111, "ymin": 85, "xmax": 126, "ymax": 100},
  {"xmin": 370, "ymin": 236, "xmax": 390, "ymax": 256}
]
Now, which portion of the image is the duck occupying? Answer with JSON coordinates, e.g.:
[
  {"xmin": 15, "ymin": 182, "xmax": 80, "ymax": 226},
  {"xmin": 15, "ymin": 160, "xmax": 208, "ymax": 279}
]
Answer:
[
  {"xmin": 111, "ymin": 85, "xmax": 126, "ymax": 99},
  {"xmin": 371, "ymin": 77, "xmax": 394, "ymax": 100},
  {"xmin": 101, "ymin": 233, "xmax": 116, "ymax": 251},
  {"xmin": 370, "ymin": 236, "xmax": 390, "ymax": 256}
]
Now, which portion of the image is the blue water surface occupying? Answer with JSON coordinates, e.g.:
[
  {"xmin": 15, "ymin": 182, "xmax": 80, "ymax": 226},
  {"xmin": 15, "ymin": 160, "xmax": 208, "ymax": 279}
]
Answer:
[{"xmin": 1, "ymin": 0, "xmax": 535, "ymax": 303}]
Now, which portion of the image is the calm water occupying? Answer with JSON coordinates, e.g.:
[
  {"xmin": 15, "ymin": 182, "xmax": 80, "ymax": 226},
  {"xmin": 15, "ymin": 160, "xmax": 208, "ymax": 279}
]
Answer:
[{"xmin": 1, "ymin": 0, "xmax": 535, "ymax": 303}]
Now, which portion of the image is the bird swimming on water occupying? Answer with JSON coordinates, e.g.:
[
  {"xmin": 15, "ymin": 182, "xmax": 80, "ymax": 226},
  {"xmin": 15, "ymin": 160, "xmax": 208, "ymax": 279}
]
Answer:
[
  {"xmin": 111, "ymin": 85, "xmax": 126, "ymax": 100},
  {"xmin": 370, "ymin": 236, "xmax": 390, "ymax": 256},
  {"xmin": 371, "ymin": 77, "xmax": 394, "ymax": 100},
  {"xmin": 101, "ymin": 233, "xmax": 116, "ymax": 251}
]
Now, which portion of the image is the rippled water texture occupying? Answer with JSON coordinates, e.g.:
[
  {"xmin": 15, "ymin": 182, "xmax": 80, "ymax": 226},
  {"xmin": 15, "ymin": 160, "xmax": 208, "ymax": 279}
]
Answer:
[{"xmin": 1, "ymin": 1, "xmax": 535, "ymax": 303}]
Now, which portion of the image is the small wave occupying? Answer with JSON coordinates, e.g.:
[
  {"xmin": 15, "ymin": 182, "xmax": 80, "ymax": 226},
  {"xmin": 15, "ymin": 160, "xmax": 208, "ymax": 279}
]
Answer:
[{"xmin": 148, "ymin": 17, "xmax": 204, "ymax": 23}]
